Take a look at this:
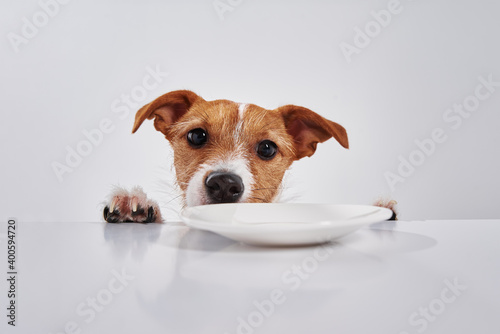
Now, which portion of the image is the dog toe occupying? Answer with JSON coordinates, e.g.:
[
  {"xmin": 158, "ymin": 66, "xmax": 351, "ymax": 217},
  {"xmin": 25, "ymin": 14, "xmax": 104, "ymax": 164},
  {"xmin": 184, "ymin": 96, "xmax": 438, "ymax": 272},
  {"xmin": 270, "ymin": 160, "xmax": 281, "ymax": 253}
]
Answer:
[
  {"xmin": 131, "ymin": 206, "xmax": 145, "ymax": 217},
  {"xmin": 103, "ymin": 206, "xmax": 122, "ymax": 223}
]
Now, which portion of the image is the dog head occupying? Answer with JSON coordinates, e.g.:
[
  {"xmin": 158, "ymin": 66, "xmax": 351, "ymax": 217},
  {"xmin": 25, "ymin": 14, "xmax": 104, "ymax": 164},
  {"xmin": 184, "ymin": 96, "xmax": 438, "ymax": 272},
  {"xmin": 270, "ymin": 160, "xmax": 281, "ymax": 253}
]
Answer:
[{"xmin": 132, "ymin": 90, "xmax": 348, "ymax": 206}]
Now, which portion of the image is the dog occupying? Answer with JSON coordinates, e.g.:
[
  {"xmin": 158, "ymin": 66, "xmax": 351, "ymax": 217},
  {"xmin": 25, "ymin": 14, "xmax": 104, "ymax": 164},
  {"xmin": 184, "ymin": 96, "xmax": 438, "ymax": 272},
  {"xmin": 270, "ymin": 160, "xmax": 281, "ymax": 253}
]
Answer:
[{"xmin": 103, "ymin": 90, "xmax": 396, "ymax": 223}]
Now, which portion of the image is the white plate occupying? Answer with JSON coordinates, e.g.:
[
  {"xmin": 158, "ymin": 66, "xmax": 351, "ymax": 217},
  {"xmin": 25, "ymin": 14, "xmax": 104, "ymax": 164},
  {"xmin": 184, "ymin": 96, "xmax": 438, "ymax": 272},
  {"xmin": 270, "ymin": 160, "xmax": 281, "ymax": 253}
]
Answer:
[{"xmin": 180, "ymin": 203, "xmax": 393, "ymax": 246}]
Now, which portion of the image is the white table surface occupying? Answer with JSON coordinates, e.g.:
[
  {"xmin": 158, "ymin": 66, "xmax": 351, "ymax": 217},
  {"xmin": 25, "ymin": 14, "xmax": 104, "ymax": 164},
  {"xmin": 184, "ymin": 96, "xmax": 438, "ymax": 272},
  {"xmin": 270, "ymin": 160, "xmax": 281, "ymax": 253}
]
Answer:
[{"xmin": 1, "ymin": 219, "xmax": 499, "ymax": 334}]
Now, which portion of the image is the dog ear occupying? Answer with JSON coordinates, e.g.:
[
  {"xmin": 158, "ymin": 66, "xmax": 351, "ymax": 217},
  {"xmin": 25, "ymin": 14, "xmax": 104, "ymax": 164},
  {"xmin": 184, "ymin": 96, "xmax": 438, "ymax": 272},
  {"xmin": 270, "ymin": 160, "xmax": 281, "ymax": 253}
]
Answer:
[
  {"xmin": 132, "ymin": 90, "xmax": 201, "ymax": 135},
  {"xmin": 277, "ymin": 105, "xmax": 349, "ymax": 160}
]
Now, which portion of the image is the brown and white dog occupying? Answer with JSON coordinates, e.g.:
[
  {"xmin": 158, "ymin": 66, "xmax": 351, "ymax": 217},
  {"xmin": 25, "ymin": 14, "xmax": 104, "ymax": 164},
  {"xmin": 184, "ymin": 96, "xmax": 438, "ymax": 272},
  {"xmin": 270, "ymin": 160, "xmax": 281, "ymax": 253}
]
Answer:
[{"xmin": 103, "ymin": 90, "xmax": 396, "ymax": 223}]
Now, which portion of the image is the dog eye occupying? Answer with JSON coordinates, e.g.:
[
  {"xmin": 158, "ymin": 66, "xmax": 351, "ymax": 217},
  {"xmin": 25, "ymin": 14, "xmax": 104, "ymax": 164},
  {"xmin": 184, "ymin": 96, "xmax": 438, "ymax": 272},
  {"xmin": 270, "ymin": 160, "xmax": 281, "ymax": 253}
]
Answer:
[
  {"xmin": 187, "ymin": 128, "xmax": 208, "ymax": 148},
  {"xmin": 256, "ymin": 140, "xmax": 278, "ymax": 160}
]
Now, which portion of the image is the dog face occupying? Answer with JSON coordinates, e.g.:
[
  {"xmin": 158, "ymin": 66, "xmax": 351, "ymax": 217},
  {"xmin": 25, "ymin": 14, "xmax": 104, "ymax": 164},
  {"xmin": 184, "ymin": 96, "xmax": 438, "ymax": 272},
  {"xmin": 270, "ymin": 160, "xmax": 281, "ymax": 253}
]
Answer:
[{"xmin": 132, "ymin": 90, "xmax": 348, "ymax": 206}]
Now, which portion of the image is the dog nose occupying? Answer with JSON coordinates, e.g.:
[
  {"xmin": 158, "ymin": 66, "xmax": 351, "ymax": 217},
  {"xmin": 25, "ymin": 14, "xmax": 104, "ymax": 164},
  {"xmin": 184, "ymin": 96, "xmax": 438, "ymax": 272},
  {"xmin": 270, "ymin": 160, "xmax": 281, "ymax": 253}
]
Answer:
[{"xmin": 205, "ymin": 172, "xmax": 244, "ymax": 203}]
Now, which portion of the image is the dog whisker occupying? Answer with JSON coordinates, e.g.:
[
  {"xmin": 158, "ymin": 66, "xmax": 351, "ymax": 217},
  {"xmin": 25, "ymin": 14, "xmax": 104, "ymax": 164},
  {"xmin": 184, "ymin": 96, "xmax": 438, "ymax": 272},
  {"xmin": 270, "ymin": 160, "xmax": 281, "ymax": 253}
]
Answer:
[{"xmin": 166, "ymin": 194, "xmax": 183, "ymax": 204}]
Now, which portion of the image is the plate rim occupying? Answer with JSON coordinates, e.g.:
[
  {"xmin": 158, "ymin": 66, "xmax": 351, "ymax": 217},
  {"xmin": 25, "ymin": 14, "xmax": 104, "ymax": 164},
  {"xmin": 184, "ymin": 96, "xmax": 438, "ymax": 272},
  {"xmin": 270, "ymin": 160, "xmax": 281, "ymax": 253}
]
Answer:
[{"xmin": 180, "ymin": 203, "xmax": 393, "ymax": 234}]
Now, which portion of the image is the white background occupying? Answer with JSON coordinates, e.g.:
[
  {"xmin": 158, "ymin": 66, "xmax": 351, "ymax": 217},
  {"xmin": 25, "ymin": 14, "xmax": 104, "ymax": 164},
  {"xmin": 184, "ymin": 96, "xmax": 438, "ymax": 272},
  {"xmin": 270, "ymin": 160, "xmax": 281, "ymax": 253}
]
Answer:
[{"xmin": 1, "ymin": 0, "xmax": 499, "ymax": 222}]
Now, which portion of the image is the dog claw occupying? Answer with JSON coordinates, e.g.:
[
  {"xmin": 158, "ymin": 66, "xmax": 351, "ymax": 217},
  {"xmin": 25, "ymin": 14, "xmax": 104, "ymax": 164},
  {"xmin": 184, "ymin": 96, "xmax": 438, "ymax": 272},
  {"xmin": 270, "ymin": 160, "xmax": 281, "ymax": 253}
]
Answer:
[
  {"xmin": 389, "ymin": 211, "xmax": 397, "ymax": 221},
  {"xmin": 145, "ymin": 207, "xmax": 155, "ymax": 223},
  {"xmin": 103, "ymin": 206, "xmax": 110, "ymax": 221}
]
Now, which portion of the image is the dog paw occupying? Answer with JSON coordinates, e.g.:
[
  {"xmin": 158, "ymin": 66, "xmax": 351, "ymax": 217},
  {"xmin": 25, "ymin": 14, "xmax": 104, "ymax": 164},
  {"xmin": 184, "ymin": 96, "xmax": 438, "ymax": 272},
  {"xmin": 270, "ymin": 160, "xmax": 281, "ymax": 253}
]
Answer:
[
  {"xmin": 103, "ymin": 186, "xmax": 162, "ymax": 223},
  {"xmin": 374, "ymin": 199, "xmax": 398, "ymax": 221}
]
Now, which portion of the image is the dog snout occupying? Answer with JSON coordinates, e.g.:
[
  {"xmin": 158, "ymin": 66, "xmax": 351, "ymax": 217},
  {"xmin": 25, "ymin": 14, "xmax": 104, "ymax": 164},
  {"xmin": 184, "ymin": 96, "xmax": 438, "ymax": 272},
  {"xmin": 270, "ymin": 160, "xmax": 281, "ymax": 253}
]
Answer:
[{"xmin": 205, "ymin": 172, "xmax": 244, "ymax": 203}]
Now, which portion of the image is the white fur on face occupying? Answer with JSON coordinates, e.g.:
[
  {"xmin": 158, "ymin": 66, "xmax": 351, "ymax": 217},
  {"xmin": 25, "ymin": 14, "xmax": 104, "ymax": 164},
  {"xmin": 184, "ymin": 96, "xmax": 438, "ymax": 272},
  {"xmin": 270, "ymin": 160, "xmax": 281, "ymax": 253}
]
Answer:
[
  {"xmin": 234, "ymin": 103, "xmax": 247, "ymax": 142},
  {"xmin": 238, "ymin": 103, "xmax": 247, "ymax": 119},
  {"xmin": 185, "ymin": 154, "xmax": 254, "ymax": 207}
]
